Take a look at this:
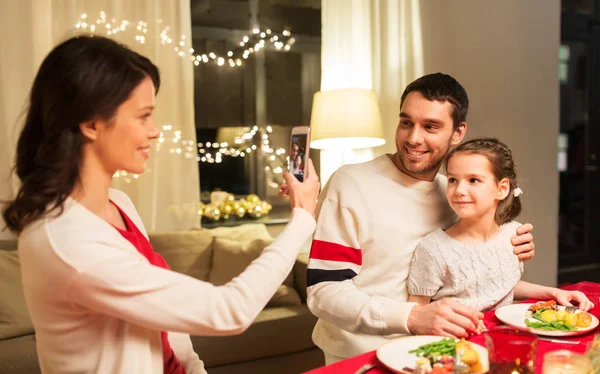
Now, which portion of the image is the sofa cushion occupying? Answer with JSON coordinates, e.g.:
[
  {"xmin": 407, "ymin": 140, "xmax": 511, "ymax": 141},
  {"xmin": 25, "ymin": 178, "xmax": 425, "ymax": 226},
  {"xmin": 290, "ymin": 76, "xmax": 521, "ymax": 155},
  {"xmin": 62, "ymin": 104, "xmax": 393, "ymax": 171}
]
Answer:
[
  {"xmin": 208, "ymin": 237, "xmax": 302, "ymax": 308},
  {"xmin": 208, "ymin": 223, "xmax": 272, "ymax": 243},
  {"xmin": 0, "ymin": 335, "xmax": 39, "ymax": 374},
  {"xmin": 0, "ymin": 250, "xmax": 34, "ymax": 340},
  {"xmin": 192, "ymin": 305, "xmax": 318, "ymax": 368},
  {"xmin": 0, "ymin": 240, "xmax": 17, "ymax": 251},
  {"xmin": 148, "ymin": 230, "xmax": 213, "ymax": 282}
]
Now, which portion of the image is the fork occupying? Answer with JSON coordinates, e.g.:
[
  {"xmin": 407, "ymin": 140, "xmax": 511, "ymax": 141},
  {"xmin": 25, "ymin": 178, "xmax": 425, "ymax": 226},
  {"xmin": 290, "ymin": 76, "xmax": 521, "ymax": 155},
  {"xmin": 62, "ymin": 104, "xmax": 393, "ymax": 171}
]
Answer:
[
  {"xmin": 538, "ymin": 337, "xmax": 580, "ymax": 345},
  {"xmin": 353, "ymin": 364, "xmax": 377, "ymax": 374},
  {"xmin": 565, "ymin": 305, "xmax": 578, "ymax": 313}
]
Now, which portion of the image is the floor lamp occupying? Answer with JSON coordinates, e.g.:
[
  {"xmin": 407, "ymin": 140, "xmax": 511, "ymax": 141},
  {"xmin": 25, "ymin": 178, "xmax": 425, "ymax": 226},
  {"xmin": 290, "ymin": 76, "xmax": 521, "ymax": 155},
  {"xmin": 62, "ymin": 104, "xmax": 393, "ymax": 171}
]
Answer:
[{"xmin": 309, "ymin": 88, "xmax": 386, "ymax": 185}]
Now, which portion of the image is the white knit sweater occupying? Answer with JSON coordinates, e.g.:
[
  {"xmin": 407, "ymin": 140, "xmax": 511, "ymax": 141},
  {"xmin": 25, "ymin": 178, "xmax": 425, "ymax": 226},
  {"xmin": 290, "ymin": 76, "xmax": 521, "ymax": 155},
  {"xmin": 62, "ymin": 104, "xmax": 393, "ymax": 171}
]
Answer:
[
  {"xmin": 307, "ymin": 155, "xmax": 456, "ymax": 359},
  {"xmin": 18, "ymin": 189, "xmax": 316, "ymax": 374},
  {"xmin": 408, "ymin": 221, "xmax": 524, "ymax": 312}
]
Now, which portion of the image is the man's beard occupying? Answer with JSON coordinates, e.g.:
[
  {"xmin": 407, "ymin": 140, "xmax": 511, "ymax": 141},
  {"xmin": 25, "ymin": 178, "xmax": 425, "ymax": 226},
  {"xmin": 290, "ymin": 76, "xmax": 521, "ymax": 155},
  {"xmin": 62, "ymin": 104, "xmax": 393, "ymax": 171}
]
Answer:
[{"xmin": 395, "ymin": 142, "xmax": 451, "ymax": 177}]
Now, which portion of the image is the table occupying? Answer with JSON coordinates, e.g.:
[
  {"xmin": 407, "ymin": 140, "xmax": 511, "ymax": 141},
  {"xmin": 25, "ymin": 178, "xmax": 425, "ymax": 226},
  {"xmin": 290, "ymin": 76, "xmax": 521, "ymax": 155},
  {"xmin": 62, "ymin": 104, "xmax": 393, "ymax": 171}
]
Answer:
[{"xmin": 304, "ymin": 282, "xmax": 600, "ymax": 374}]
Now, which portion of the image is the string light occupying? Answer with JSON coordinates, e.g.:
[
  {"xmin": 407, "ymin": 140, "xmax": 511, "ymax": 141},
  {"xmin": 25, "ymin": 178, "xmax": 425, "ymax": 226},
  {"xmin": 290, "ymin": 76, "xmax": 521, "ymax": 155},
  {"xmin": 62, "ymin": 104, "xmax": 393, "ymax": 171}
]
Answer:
[
  {"xmin": 114, "ymin": 124, "xmax": 288, "ymax": 187},
  {"xmin": 74, "ymin": 12, "xmax": 295, "ymax": 69}
]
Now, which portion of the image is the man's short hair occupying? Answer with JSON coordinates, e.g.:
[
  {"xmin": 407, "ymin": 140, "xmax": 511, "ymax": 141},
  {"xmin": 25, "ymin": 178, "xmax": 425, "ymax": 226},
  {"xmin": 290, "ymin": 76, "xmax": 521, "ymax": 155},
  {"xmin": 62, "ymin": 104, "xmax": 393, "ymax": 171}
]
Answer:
[{"xmin": 400, "ymin": 73, "xmax": 469, "ymax": 130}]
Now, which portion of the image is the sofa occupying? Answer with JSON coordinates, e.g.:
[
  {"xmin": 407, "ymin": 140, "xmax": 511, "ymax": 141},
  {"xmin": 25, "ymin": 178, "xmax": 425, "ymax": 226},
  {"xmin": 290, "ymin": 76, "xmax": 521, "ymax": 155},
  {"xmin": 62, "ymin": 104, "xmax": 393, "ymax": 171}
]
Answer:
[{"xmin": 0, "ymin": 223, "xmax": 324, "ymax": 374}]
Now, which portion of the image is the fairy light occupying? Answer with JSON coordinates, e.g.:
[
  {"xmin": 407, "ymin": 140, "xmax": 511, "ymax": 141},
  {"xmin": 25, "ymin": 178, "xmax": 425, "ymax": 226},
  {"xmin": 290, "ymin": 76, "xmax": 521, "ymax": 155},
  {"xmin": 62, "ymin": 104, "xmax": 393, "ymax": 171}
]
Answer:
[
  {"xmin": 74, "ymin": 12, "xmax": 294, "ymax": 69},
  {"xmin": 82, "ymin": 10, "xmax": 291, "ymax": 183}
]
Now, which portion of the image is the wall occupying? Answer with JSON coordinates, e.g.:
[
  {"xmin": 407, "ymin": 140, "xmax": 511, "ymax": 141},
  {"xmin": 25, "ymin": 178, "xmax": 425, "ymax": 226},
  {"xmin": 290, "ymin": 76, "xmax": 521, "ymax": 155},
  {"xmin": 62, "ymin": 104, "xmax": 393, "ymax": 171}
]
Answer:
[{"xmin": 416, "ymin": 0, "xmax": 561, "ymax": 286}]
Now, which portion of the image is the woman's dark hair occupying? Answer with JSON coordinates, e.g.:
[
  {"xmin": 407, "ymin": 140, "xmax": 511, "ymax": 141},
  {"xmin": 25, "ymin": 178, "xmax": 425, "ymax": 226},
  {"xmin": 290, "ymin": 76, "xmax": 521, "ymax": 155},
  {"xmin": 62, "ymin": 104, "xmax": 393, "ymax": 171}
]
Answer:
[
  {"xmin": 2, "ymin": 35, "xmax": 160, "ymax": 233},
  {"xmin": 445, "ymin": 138, "xmax": 522, "ymax": 225},
  {"xmin": 400, "ymin": 73, "xmax": 469, "ymax": 130}
]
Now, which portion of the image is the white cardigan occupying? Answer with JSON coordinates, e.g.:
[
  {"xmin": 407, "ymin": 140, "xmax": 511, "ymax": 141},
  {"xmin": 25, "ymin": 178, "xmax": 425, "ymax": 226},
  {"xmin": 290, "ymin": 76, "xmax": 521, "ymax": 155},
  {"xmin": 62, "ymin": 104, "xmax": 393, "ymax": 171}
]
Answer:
[{"xmin": 18, "ymin": 189, "xmax": 316, "ymax": 374}]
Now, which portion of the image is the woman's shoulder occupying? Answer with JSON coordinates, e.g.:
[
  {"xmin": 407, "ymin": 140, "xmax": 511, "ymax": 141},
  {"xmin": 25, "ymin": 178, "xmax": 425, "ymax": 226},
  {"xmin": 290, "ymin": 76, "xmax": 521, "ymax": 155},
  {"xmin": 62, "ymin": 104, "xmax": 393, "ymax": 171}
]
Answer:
[{"xmin": 19, "ymin": 197, "xmax": 123, "ymax": 269}]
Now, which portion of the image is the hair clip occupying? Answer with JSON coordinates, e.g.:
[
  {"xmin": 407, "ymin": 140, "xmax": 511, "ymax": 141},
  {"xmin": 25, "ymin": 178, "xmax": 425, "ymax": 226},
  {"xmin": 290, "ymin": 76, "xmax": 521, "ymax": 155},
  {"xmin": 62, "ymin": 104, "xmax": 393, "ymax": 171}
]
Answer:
[{"xmin": 513, "ymin": 187, "xmax": 523, "ymax": 197}]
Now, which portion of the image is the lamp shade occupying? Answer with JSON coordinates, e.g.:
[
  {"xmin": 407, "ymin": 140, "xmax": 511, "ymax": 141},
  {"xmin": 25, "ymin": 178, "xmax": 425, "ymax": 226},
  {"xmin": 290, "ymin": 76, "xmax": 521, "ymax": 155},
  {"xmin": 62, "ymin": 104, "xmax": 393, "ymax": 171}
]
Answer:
[{"xmin": 309, "ymin": 88, "xmax": 386, "ymax": 149}]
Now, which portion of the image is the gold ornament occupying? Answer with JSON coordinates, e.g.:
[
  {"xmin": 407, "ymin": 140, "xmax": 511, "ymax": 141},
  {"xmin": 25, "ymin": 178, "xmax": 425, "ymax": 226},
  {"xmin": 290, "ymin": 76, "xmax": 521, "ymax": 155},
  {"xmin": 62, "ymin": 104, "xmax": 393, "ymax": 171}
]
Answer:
[
  {"xmin": 247, "ymin": 202, "xmax": 264, "ymax": 219},
  {"xmin": 238, "ymin": 198, "xmax": 248, "ymax": 210},
  {"xmin": 225, "ymin": 194, "xmax": 236, "ymax": 203},
  {"xmin": 247, "ymin": 194, "xmax": 260, "ymax": 204},
  {"xmin": 219, "ymin": 202, "xmax": 233, "ymax": 220},
  {"xmin": 260, "ymin": 201, "xmax": 272, "ymax": 214},
  {"xmin": 197, "ymin": 201, "xmax": 206, "ymax": 216},
  {"xmin": 235, "ymin": 204, "xmax": 247, "ymax": 219},
  {"xmin": 202, "ymin": 204, "xmax": 221, "ymax": 222}
]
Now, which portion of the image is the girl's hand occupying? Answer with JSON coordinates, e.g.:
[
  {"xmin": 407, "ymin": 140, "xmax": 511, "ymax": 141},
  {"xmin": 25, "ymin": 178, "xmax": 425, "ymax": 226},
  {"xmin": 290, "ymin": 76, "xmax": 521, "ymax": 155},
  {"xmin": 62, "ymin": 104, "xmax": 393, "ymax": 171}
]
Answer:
[{"xmin": 551, "ymin": 289, "xmax": 595, "ymax": 312}]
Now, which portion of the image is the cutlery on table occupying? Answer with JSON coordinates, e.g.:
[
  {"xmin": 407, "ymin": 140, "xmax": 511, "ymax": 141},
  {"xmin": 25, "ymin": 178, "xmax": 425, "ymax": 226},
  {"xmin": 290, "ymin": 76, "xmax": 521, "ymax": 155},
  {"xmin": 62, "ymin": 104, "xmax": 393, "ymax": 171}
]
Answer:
[
  {"xmin": 353, "ymin": 363, "xmax": 377, "ymax": 374},
  {"xmin": 538, "ymin": 337, "xmax": 580, "ymax": 344}
]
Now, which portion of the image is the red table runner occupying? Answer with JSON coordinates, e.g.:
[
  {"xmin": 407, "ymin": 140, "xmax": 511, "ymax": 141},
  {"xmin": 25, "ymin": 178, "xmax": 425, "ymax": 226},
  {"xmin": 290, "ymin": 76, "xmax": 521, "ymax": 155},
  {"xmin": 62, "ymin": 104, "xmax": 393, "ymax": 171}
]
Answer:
[{"xmin": 304, "ymin": 282, "xmax": 600, "ymax": 374}]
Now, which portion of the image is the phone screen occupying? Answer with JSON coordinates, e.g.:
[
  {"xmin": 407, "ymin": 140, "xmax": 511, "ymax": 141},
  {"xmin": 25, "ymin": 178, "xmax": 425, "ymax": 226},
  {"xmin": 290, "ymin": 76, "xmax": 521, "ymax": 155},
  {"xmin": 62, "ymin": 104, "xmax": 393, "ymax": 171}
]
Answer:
[{"xmin": 289, "ymin": 133, "xmax": 308, "ymax": 182}]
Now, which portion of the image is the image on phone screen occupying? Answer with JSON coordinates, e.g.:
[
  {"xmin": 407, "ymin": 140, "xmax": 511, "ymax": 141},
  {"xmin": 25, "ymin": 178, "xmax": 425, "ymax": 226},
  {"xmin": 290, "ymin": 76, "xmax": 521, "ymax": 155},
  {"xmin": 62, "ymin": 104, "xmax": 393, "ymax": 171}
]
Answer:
[{"xmin": 289, "ymin": 134, "xmax": 308, "ymax": 182}]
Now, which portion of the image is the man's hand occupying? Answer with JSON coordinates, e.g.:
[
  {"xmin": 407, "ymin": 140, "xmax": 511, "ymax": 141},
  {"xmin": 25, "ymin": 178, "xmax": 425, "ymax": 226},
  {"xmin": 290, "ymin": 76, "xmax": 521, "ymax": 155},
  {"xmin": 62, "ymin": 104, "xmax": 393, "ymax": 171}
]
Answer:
[
  {"xmin": 407, "ymin": 299, "xmax": 483, "ymax": 338},
  {"xmin": 512, "ymin": 223, "xmax": 535, "ymax": 261}
]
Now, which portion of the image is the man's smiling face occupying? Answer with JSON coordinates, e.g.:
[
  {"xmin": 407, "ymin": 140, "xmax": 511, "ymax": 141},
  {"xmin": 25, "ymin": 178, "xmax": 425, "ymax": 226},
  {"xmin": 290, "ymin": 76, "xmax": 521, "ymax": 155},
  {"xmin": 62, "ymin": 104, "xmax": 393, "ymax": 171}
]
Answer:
[{"xmin": 393, "ymin": 91, "xmax": 465, "ymax": 181}]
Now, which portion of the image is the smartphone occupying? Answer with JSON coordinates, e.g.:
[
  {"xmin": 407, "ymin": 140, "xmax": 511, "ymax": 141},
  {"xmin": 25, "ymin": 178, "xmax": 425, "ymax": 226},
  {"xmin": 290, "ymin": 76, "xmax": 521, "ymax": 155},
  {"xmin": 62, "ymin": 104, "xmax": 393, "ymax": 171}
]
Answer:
[{"xmin": 288, "ymin": 126, "xmax": 311, "ymax": 182}]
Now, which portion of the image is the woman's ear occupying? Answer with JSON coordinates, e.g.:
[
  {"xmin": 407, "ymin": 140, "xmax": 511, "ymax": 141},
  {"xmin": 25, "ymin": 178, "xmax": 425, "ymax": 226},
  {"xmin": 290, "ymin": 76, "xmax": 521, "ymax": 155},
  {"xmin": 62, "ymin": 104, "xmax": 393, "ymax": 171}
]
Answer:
[
  {"xmin": 79, "ymin": 119, "xmax": 103, "ymax": 140},
  {"xmin": 497, "ymin": 178, "xmax": 511, "ymax": 200},
  {"xmin": 79, "ymin": 120, "xmax": 98, "ymax": 141}
]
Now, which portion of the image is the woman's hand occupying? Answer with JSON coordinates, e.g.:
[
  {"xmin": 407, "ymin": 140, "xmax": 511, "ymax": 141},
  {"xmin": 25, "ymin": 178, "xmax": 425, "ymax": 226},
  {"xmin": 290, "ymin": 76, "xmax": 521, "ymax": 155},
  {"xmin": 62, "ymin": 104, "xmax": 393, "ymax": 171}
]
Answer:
[
  {"xmin": 551, "ymin": 289, "xmax": 595, "ymax": 312},
  {"xmin": 279, "ymin": 159, "xmax": 320, "ymax": 216}
]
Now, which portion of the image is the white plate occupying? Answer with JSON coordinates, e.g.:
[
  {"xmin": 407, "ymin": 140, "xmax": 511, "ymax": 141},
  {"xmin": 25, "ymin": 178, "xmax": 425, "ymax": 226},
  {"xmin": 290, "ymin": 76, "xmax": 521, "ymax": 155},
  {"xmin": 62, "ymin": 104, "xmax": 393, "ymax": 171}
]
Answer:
[
  {"xmin": 495, "ymin": 303, "xmax": 599, "ymax": 337},
  {"xmin": 376, "ymin": 335, "xmax": 489, "ymax": 374}
]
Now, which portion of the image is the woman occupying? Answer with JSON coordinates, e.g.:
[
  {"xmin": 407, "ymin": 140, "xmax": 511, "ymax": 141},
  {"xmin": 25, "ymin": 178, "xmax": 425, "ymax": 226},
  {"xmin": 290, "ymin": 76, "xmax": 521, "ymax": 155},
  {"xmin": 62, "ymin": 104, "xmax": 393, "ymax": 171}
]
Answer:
[
  {"xmin": 291, "ymin": 153, "xmax": 304, "ymax": 175},
  {"xmin": 2, "ymin": 35, "xmax": 320, "ymax": 374}
]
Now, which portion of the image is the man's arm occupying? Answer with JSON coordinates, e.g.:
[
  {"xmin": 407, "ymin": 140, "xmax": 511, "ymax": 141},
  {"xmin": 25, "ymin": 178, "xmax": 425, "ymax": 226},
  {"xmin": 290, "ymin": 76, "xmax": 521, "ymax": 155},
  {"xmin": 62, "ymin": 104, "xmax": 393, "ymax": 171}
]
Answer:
[
  {"xmin": 306, "ymin": 173, "xmax": 416, "ymax": 336},
  {"xmin": 408, "ymin": 295, "xmax": 431, "ymax": 306}
]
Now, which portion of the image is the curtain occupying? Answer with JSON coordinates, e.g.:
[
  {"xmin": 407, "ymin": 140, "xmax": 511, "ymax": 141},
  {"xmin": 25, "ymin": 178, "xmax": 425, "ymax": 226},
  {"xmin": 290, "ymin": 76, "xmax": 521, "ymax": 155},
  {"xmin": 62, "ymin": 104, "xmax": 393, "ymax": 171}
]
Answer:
[
  {"xmin": 320, "ymin": 0, "xmax": 424, "ymax": 157},
  {"xmin": 0, "ymin": 0, "xmax": 200, "ymax": 237}
]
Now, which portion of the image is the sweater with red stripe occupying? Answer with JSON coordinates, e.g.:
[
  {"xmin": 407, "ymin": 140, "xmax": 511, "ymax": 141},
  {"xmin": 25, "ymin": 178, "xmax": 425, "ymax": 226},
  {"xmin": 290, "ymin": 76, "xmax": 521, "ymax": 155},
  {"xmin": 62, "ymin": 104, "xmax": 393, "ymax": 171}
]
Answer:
[{"xmin": 307, "ymin": 154, "xmax": 455, "ymax": 359}]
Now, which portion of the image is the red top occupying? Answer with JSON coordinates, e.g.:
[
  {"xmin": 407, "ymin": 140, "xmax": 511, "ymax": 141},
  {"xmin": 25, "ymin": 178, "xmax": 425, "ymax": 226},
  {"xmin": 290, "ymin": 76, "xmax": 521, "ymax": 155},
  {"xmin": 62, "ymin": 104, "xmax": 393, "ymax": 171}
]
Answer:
[{"xmin": 111, "ymin": 202, "xmax": 186, "ymax": 374}]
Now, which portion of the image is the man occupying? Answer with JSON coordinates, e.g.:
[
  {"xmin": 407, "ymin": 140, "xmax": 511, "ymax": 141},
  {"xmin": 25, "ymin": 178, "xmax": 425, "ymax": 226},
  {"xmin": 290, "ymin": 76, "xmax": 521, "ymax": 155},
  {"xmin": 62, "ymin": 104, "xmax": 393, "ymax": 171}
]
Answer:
[{"xmin": 306, "ymin": 73, "xmax": 535, "ymax": 364}]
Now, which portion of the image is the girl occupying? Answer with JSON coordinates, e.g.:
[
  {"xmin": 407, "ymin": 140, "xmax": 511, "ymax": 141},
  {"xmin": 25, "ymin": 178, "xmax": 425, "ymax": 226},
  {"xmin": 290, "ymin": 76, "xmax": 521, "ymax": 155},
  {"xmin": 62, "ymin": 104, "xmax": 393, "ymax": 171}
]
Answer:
[
  {"xmin": 408, "ymin": 138, "xmax": 593, "ymax": 330},
  {"xmin": 291, "ymin": 153, "xmax": 304, "ymax": 175},
  {"xmin": 2, "ymin": 36, "xmax": 320, "ymax": 373}
]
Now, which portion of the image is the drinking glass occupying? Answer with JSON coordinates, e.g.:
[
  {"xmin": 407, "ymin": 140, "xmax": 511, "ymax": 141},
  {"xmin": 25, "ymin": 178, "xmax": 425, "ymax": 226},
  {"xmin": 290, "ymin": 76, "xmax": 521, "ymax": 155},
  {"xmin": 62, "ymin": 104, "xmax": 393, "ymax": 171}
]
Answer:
[
  {"xmin": 542, "ymin": 350, "xmax": 593, "ymax": 374},
  {"xmin": 485, "ymin": 326, "xmax": 537, "ymax": 374}
]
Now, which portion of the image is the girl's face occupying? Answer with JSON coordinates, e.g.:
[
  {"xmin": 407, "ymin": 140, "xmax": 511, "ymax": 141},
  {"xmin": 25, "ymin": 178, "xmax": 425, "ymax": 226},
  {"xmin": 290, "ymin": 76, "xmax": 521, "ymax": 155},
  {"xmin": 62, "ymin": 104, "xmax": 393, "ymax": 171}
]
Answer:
[
  {"xmin": 446, "ymin": 152, "xmax": 510, "ymax": 222},
  {"xmin": 291, "ymin": 144, "xmax": 299, "ymax": 160},
  {"xmin": 89, "ymin": 76, "xmax": 159, "ymax": 175},
  {"xmin": 294, "ymin": 154, "xmax": 302, "ymax": 167}
]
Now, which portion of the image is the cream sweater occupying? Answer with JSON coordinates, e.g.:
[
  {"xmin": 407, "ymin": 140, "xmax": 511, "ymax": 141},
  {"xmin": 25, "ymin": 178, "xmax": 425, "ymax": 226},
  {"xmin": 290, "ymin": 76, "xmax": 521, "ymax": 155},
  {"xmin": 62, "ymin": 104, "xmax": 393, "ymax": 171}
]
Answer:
[
  {"xmin": 18, "ymin": 189, "xmax": 316, "ymax": 374},
  {"xmin": 408, "ymin": 221, "xmax": 524, "ymax": 312},
  {"xmin": 307, "ymin": 155, "xmax": 456, "ymax": 359}
]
